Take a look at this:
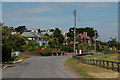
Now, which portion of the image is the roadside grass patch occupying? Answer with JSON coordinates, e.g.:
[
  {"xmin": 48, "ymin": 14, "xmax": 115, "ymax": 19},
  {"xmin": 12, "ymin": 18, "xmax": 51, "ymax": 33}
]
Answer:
[
  {"xmin": 65, "ymin": 58, "xmax": 119, "ymax": 78},
  {"xmin": 7, "ymin": 54, "xmax": 29, "ymax": 64},
  {"xmin": 65, "ymin": 58, "xmax": 92, "ymax": 78},
  {"xmin": 0, "ymin": 66, "xmax": 2, "ymax": 69}
]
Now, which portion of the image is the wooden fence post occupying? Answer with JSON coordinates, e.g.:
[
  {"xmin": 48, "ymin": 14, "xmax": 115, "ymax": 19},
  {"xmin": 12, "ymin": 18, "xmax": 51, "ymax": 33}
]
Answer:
[
  {"xmin": 112, "ymin": 62, "xmax": 114, "ymax": 70},
  {"xmin": 117, "ymin": 63, "xmax": 120, "ymax": 72}
]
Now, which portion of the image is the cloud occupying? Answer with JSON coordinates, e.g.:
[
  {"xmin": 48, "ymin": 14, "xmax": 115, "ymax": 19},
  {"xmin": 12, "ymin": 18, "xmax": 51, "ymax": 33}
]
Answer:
[
  {"xmin": 83, "ymin": 3, "xmax": 111, "ymax": 9},
  {"xmin": 11, "ymin": 4, "xmax": 60, "ymax": 15},
  {"xmin": 76, "ymin": 3, "xmax": 117, "ymax": 10}
]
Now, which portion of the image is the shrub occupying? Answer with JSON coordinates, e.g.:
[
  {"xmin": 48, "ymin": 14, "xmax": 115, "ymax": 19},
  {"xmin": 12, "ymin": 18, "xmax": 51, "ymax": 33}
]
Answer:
[
  {"xmin": 33, "ymin": 47, "xmax": 65, "ymax": 56},
  {"xmin": 20, "ymin": 45, "xmax": 32, "ymax": 52},
  {"xmin": 2, "ymin": 45, "xmax": 11, "ymax": 62},
  {"xmin": 60, "ymin": 46, "xmax": 73, "ymax": 52}
]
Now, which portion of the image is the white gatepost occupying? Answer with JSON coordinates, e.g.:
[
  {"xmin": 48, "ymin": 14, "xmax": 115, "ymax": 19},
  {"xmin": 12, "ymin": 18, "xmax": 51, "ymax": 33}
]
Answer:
[
  {"xmin": 79, "ymin": 50, "xmax": 82, "ymax": 54},
  {"xmin": 75, "ymin": 50, "xmax": 77, "ymax": 54}
]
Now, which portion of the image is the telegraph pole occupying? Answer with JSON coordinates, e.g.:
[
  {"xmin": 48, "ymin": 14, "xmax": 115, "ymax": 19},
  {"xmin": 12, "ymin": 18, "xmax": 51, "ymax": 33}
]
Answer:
[{"xmin": 74, "ymin": 10, "xmax": 76, "ymax": 53}]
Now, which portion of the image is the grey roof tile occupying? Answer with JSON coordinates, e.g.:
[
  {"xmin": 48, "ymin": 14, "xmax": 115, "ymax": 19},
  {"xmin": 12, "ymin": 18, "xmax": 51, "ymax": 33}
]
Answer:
[{"xmin": 21, "ymin": 32, "xmax": 44, "ymax": 38}]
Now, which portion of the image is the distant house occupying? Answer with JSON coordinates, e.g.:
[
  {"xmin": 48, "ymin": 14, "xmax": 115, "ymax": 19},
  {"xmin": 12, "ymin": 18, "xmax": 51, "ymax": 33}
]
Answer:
[
  {"xmin": 21, "ymin": 32, "xmax": 48, "ymax": 45},
  {"xmin": 41, "ymin": 29, "xmax": 54, "ymax": 36},
  {"xmin": 63, "ymin": 32, "xmax": 68, "ymax": 45},
  {"xmin": 76, "ymin": 32, "xmax": 91, "ymax": 42},
  {"xmin": 69, "ymin": 32, "xmax": 92, "ymax": 45},
  {"xmin": 31, "ymin": 28, "xmax": 39, "ymax": 33},
  {"xmin": 11, "ymin": 30, "xmax": 20, "ymax": 35}
]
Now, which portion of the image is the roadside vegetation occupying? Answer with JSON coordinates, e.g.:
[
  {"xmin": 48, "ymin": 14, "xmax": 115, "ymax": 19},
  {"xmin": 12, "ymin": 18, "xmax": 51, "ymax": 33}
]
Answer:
[
  {"xmin": 81, "ymin": 53, "xmax": 119, "ymax": 62},
  {"xmin": 0, "ymin": 66, "xmax": 2, "ymax": 69},
  {"xmin": 1, "ymin": 22, "xmax": 120, "ymax": 65},
  {"xmin": 7, "ymin": 54, "xmax": 29, "ymax": 64},
  {"xmin": 65, "ymin": 58, "xmax": 119, "ymax": 78}
]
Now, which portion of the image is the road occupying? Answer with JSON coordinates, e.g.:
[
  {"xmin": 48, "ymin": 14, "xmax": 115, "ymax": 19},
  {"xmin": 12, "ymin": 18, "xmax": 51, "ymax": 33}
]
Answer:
[{"xmin": 2, "ymin": 55, "xmax": 79, "ymax": 78}]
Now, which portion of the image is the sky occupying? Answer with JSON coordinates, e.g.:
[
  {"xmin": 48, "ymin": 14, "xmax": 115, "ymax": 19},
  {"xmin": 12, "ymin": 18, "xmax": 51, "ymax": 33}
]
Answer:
[
  {"xmin": 1, "ymin": 2, "xmax": 118, "ymax": 42},
  {"xmin": 1, "ymin": 0, "xmax": 120, "ymax": 2}
]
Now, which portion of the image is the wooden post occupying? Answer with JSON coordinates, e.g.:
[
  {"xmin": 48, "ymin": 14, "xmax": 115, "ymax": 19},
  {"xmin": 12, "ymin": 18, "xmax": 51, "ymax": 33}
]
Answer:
[
  {"xmin": 106, "ymin": 61, "xmax": 109, "ymax": 69},
  {"xmin": 52, "ymin": 53, "xmax": 53, "ymax": 56},
  {"xmin": 112, "ymin": 62, "xmax": 114, "ymax": 70},
  {"xmin": 56, "ymin": 53, "xmax": 58, "ymax": 56},
  {"xmin": 103, "ymin": 60, "xmax": 105, "ymax": 67},
  {"xmin": 117, "ymin": 63, "xmax": 120, "ymax": 72}
]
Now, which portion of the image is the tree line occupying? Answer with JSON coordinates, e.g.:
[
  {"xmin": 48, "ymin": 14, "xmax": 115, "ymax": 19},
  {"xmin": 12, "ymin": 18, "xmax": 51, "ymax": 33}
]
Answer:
[{"xmin": 1, "ymin": 22, "xmax": 120, "ymax": 62}]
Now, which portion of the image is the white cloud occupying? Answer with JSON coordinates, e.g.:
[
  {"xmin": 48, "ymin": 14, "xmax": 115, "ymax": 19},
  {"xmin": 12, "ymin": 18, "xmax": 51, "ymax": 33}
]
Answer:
[
  {"xmin": 11, "ymin": 5, "xmax": 60, "ymax": 15},
  {"xmin": 3, "ymin": 3, "xmax": 61, "ymax": 17},
  {"xmin": 82, "ymin": 3, "xmax": 112, "ymax": 9}
]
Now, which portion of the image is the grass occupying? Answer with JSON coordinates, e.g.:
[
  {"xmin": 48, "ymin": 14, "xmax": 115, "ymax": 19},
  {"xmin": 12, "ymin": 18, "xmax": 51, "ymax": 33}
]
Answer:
[
  {"xmin": 0, "ymin": 66, "xmax": 2, "ymax": 69},
  {"xmin": 7, "ymin": 54, "xmax": 29, "ymax": 64},
  {"xmin": 65, "ymin": 58, "xmax": 119, "ymax": 78},
  {"xmin": 81, "ymin": 53, "xmax": 119, "ymax": 62}
]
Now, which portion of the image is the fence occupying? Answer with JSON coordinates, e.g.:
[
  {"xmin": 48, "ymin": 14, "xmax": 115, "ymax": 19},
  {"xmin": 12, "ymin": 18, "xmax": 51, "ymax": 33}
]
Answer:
[
  {"xmin": 103, "ymin": 51, "xmax": 120, "ymax": 54},
  {"xmin": 73, "ymin": 55, "xmax": 120, "ymax": 72}
]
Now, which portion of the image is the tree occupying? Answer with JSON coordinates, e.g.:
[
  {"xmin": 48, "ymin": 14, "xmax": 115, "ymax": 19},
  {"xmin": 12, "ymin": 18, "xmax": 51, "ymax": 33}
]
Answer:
[
  {"xmin": 2, "ymin": 25, "xmax": 13, "ymax": 62},
  {"xmin": 106, "ymin": 37, "xmax": 118, "ymax": 51},
  {"xmin": 2, "ymin": 45, "xmax": 11, "ymax": 62},
  {"xmin": 15, "ymin": 26, "xmax": 27, "ymax": 34},
  {"xmin": 50, "ymin": 29, "xmax": 54, "ymax": 32},
  {"xmin": 107, "ymin": 37, "xmax": 117, "ymax": 47},
  {"xmin": 67, "ymin": 27, "xmax": 98, "ymax": 41},
  {"xmin": 43, "ymin": 33, "xmax": 49, "ymax": 36},
  {"xmin": 2, "ymin": 25, "xmax": 29, "ymax": 62},
  {"xmin": 38, "ymin": 29, "xmax": 41, "ymax": 33},
  {"xmin": 53, "ymin": 28, "xmax": 64, "ymax": 44}
]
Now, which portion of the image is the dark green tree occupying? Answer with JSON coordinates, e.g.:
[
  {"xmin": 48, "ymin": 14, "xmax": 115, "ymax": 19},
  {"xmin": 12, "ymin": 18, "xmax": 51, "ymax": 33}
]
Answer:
[
  {"xmin": 50, "ymin": 29, "xmax": 54, "ymax": 32},
  {"xmin": 67, "ymin": 27, "xmax": 98, "ymax": 41},
  {"xmin": 38, "ymin": 29, "xmax": 41, "ymax": 33},
  {"xmin": 107, "ymin": 37, "xmax": 118, "ymax": 48},
  {"xmin": 53, "ymin": 28, "xmax": 64, "ymax": 44},
  {"xmin": 2, "ymin": 45, "xmax": 11, "ymax": 62},
  {"xmin": 43, "ymin": 33, "xmax": 49, "ymax": 36},
  {"xmin": 15, "ymin": 26, "xmax": 27, "ymax": 34}
]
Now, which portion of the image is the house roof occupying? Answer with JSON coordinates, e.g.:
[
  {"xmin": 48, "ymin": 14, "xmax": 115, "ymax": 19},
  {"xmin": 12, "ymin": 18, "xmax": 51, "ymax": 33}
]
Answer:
[
  {"xmin": 41, "ymin": 32, "xmax": 53, "ymax": 35},
  {"xmin": 77, "ymin": 33, "xmax": 91, "ymax": 40},
  {"xmin": 21, "ymin": 32, "xmax": 44, "ymax": 38}
]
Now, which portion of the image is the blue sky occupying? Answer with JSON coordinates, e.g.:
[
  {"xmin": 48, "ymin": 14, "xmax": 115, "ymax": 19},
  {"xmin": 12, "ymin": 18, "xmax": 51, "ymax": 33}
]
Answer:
[
  {"xmin": 1, "ymin": 0, "xmax": 120, "ymax": 2},
  {"xmin": 2, "ymin": 2, "xmax": 118, "ymax": 42}
]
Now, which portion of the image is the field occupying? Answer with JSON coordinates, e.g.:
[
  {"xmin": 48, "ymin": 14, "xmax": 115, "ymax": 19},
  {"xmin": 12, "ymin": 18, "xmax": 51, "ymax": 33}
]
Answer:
[
  {"xmin": 65, "ymin": 58, "xmax": 119, "ymax": 78},
  {"xmin": 81, "ymin": 53, "xmax": 119, "ymax": 62}
]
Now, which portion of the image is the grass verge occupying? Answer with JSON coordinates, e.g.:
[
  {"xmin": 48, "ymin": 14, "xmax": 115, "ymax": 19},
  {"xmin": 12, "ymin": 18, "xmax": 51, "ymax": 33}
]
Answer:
[
  {"xmin": 0, "ymin": 66, "xmax": 2, "ymax": 69},
  {"xmin": 65, "ymin": 58, "xmax": 119, "ymax": 78},
  {"xmin": 7, "ymin": 54, "xmax": 29, "ymax": 64}
]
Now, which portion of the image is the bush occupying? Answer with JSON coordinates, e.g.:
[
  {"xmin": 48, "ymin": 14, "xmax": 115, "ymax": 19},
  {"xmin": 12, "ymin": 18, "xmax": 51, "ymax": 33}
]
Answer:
[
  {"xmin": 33, "ymin": 47, "xmax": 65, "ymax": 56},
  {"xmin": 2, "ymin": 45, "xmax": 11, "ymax": 62},
  {"xmin": 20, "ymin": 45, "xmax": 32, "ymax": 52},
  {"xmin": 60, "ymin": 46, "xmax": 73, "ymax": 52},
  {"xmin": 32, "ymin": 51, "xmax": 41, "ymax": 54}
]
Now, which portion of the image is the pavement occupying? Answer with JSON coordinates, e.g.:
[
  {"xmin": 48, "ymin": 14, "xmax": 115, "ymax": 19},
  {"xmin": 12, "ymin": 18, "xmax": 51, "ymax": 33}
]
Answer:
[{"xmin": 2, "ymin": 55, "xmax": 79, "ymax": 78}]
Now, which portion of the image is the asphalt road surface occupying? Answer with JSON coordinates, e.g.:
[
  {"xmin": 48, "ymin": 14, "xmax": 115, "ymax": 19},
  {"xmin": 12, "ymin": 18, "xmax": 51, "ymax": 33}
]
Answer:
[{"xmin": 2, "ymin": 55, "xmax": 78, "ymax": 78}]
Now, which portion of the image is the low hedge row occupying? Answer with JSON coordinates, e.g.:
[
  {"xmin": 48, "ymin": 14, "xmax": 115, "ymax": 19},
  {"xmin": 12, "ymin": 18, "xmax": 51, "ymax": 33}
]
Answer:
[{"xmin": 32, "ymin": 48, "xmax": 65, "ymax": 56}]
